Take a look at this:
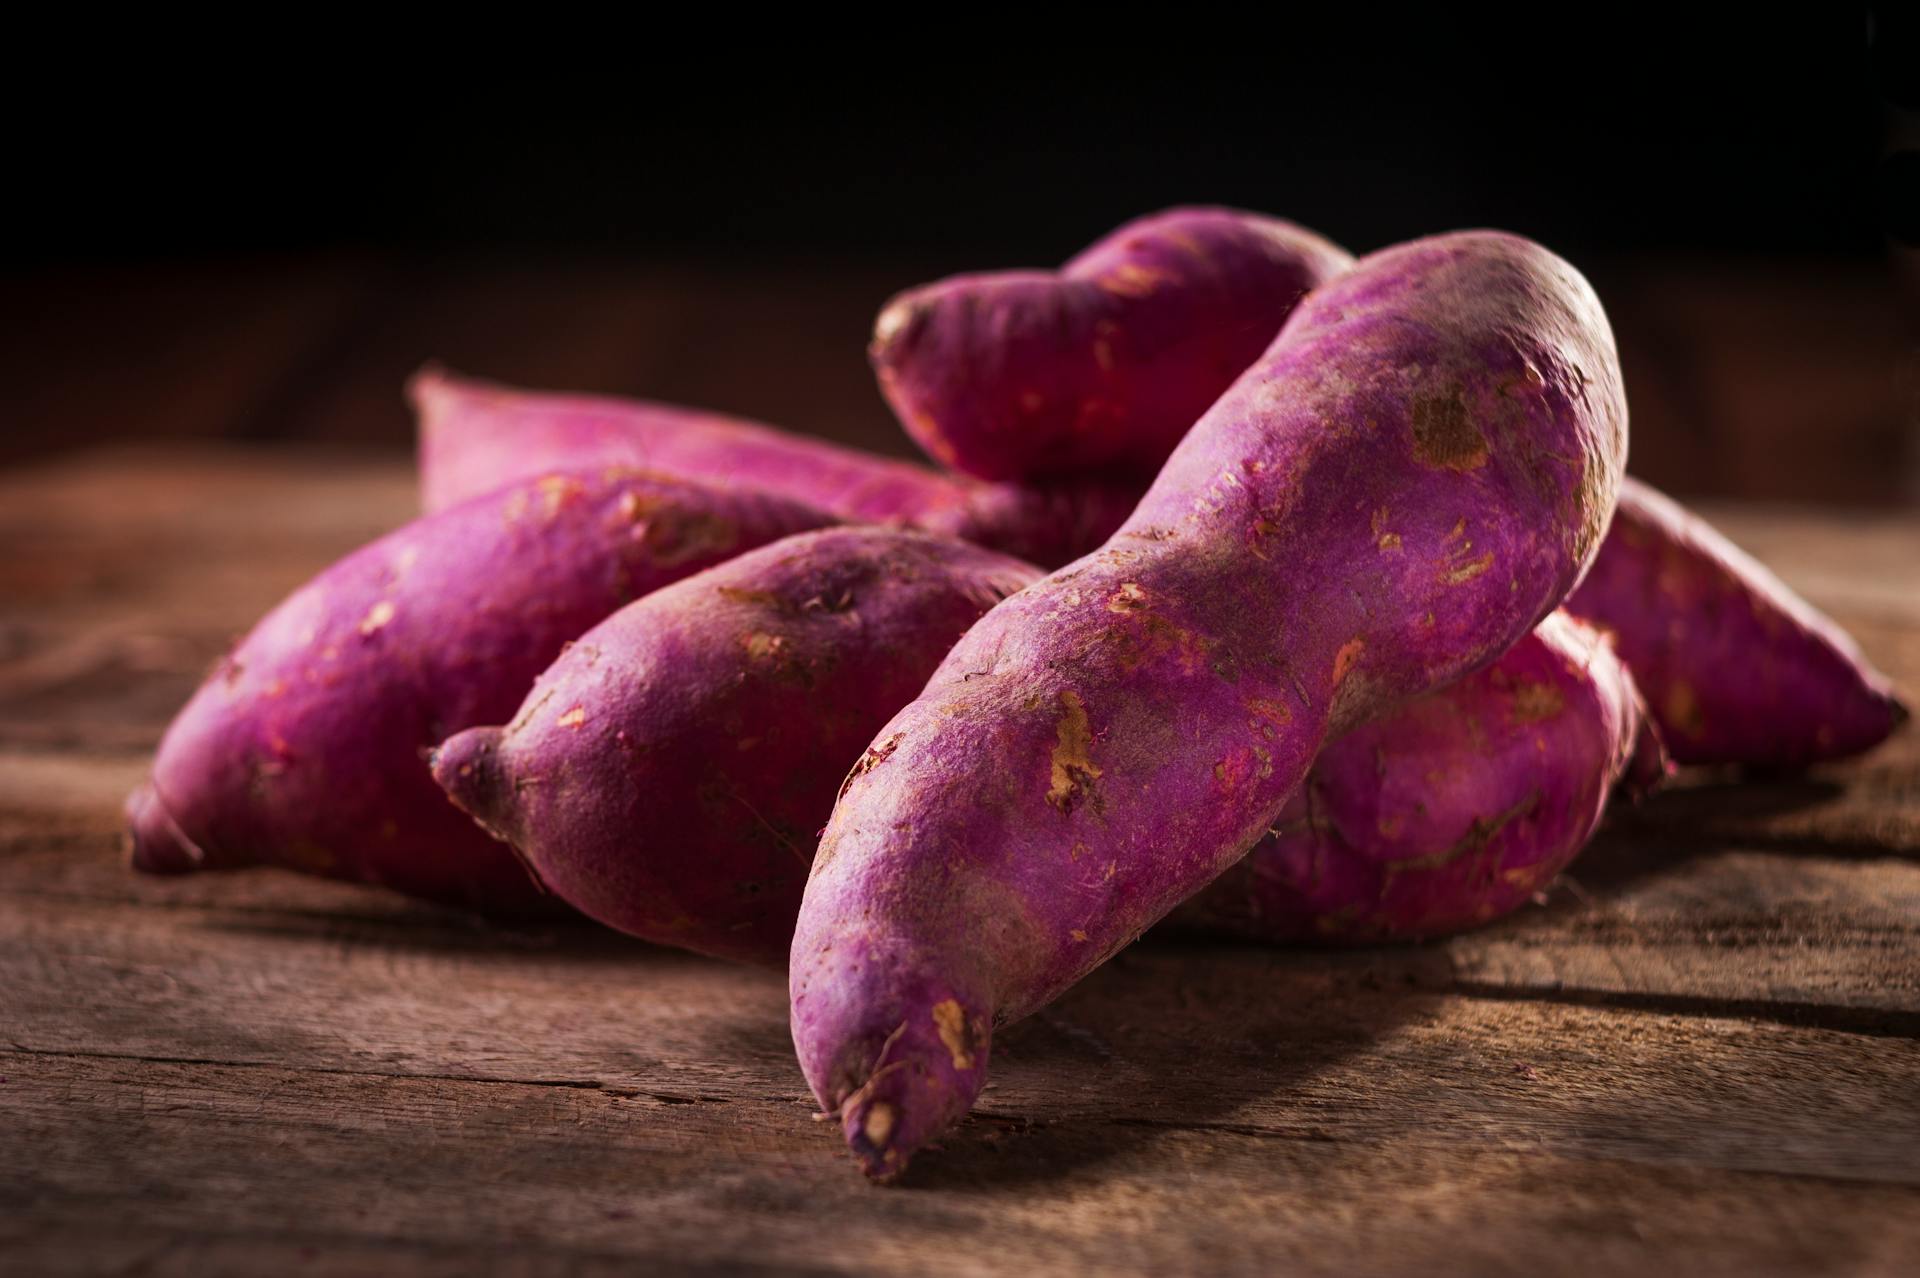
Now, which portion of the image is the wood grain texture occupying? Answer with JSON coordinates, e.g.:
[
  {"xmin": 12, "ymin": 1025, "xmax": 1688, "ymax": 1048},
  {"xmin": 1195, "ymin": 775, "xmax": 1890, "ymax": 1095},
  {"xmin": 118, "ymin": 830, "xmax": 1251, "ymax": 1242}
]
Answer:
[{"xmin": 2, "ymin": 451, "xmax": 1917, "ymax": 1276}]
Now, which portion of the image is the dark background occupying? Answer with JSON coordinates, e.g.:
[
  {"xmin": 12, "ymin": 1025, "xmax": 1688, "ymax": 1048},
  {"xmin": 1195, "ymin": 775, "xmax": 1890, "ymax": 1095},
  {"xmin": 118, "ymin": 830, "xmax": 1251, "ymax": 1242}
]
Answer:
[{"xmin": 6, "ymin": 14, "xmax": 1919, "ymax": 503}]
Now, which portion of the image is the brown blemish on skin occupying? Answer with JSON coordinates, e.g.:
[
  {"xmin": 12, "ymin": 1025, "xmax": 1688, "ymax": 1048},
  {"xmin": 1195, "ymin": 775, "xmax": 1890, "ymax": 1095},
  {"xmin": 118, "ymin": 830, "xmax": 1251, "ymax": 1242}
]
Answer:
[
  {"xmin": 1106, "ymin": 582, "xmax": 1149, "ymax": 613},
  {"xmin": 1213, "ymin": 745, "xmax": 1275, "ymax": 796},
  {"xmin": 1509, "ymin": 682, "xmax": 1565, "ymax": 723},
  {"xmin": 616, "ymin": 490, "xmax": 651, "ymax": 523},
  {"xmin": 1410, "ymin": 388, "xmax": 1489, "ymax": 471},
  {"xmin": 358, "ymin": 600, "xmax": 396, "ymax": 636},
  {"xmin": 557, "ymin": 706, "xmax": 586, "ymax": 729},
  {"xmin": 1495, "ymin": 361, "xmax": 1548, "ymax": 399},
  {"xmin": 1246, "ymin": 696, "xmax": 1293, "ymax": 733},
  {"xmin": 1501, "ymin": 862, "xmax": 1548, "ymax": 889},
  {"xmin": 1092, "ymin": 339, "xmax": 1116, "ymax": 373},
  {"xmin": 1665, "ymin": 680, "xmax": 1705, "ymax": 739},
  {"xmin": 1332, "ymin": 638, "xmax": 1365, "ymax": 686},
  {"xmin": 537, "ymin": 474, "xmax": 586, "ymax": 518},
  {"xmin": 931, "ymin": 998, "xmax": 977, "ymax": 1070},
  {"xmin": 837, "ymin": 732, "xmax": 904, "ymax": 802},
  {"xmin": 804, "ymin": 588, "xmax": 859, "ymax": 615},
  {"xmin": 1163, "ymin": 229, "xmax": 1206, "ymax": 257},
  {"xmin": 1369, "ymin": 507, "xmax": 1403, "ymax": 552},
  {"xmin": 1097, "ymin": 262, "xmax": 1172, "ymax": 299},
  {"xmin": 862, "ymin": 1101, "xmax": 897, "ymax": 1148},
  {"xmin": 715, "ymin": 586, "xmax": 786, "ymax": 609},
  {"xmin": 1105, "ymin": 613, "xmax": 1213, "ymax": 677},
  {"xmin": 742, "ymin": 632, "xmax": 787, "ymax": 662},
  {"xmin": 1070, "ymin": 929, "xmax": 1089, "ymax": 942},
  {"xmin": 1440, "ymin": 551, "xmax": 1495, "ymax": 585},
  {"xmin": 1047, "ymin": 690, "xmax": 1102, "ymax": 813},
  {"xmin": 640, "ymin": 510, "xmax": 742, "ymax": 568}
]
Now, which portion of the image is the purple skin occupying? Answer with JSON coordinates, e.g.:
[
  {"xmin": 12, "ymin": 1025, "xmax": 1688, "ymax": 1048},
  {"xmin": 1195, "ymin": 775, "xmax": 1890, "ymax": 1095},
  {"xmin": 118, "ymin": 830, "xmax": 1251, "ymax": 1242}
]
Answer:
[
  {"xmin": 1178, "ymin": 612, "xmax": 1666, "ymax": 945},
  {"xmin": 431, "ymin": 529, "xmax": 1041, "ymax": 965},
  {"xmin": 411, "ymin": 367, "xmax": 1143, "ymax": 569},
  {"xmin": 791, "ymin": 231, "xmax": 1629, "ymax": 1180},
  {"xmin": 869, "ymin": 206, "xmax": 1354, "ymax": 482},
  {"xmin": 1565, "ymin": 477, "xmax": 1909, "ymax": 767},
  {"xmin": 124, "ymin": 470, "xmax": 835, "ymax": 914}
]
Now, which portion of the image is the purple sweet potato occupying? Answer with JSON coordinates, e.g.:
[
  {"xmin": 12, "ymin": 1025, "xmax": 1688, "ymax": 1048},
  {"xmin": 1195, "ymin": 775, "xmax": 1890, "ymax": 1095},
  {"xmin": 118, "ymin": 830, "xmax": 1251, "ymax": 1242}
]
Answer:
[
  {"xmin": 411, "ymin": 368, "xmax": 1142, "ymax": 568},
  {"xmin": 868, "ymin": 206, "xmax": 1353, "ymax": 481},
  {"xmin": 431, "ymin": 528, "xmax": 1041, "ymax": 965},
  {"xmin": 1179, "ymin": 611, "xmax": 1665, "ymax": 945},
  {"xmin": 1565, "ymin": 477, "xmax": 1908, "ymax": 766},
  {"xmin": 790, "ymin": 230, "xmax": 1628, "ymax": 1179},
  {"xmin": 124, "ymin": 470, "xmax": 835, "ymax": 913}
]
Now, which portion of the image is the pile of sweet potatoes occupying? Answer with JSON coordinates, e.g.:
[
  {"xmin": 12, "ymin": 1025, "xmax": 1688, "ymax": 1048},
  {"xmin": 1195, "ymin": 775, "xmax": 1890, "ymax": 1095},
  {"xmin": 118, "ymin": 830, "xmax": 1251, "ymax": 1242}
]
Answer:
[{"xmin": 129, "ymin": 206, "xmax": 1908, "ymax": 1181}]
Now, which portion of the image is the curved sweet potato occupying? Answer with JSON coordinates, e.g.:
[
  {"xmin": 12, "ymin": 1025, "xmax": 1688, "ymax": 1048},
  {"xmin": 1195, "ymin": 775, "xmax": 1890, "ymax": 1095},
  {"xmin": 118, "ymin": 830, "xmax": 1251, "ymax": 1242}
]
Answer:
[
  {"xmin": 791, "ymin": 230, "xmax": 1628, "ymax": 1178},
  {"xmin": 432, "ymin": 528, "xmax": 1041, "ymax": 964},
  {"xmin": 869, "ymin": 206, "xmax": 1353, "ymax": 481},
  {"xmin": 411, "ymin": 368, "xmax": 1141, "ymax": 568},
  {"xmin": 124, "ymin": 470, "xmax": 834, "ymax": 913},
  {"xmin": 1180, "ymin": 612, "xmax": 1665, "ymax": 944},
  {"xmin": 1566, "ymin": 477, "xmax": 1908, "ymax": 766}
]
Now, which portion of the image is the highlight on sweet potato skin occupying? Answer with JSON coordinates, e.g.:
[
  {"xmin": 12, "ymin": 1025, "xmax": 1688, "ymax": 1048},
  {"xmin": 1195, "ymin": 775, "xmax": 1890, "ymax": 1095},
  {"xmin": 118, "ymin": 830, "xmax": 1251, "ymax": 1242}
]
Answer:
[
  {"xmin": 1565, "ymin": 477, "xmax": 1909, "ymax": 767},
  {"xmin": 1178, "ymin": 612, "xmax": 1665, "ymax": 945},
  {"xmin": 869, "ymin": 206, "xmax": 1354, "ymax": 481},
  {"xmin": 411, "ymin": 367, "xmax": 1142, "ymax": 568},
  {"xmin": 432, "ymin": 528, "xmax": 1040, "ymax": 965},
  {"xmin": 124, "ymin": 470, "xmax": 835, "ymax": 914},
  {"xmin": 791, "ymin": 230, "xmax": 1629, "ymax": 1179}
]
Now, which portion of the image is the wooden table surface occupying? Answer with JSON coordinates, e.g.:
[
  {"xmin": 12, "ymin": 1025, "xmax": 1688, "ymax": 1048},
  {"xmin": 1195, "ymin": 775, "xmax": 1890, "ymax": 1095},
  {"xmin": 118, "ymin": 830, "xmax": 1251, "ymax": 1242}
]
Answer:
[{"xmin": 3, "ymin": 447, "xmax": 1917, "ymax": 1277}]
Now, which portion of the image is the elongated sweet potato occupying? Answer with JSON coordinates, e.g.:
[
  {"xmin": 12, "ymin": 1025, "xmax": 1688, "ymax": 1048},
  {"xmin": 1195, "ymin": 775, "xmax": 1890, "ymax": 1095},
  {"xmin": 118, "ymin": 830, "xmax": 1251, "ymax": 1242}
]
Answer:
[
  {"xmin": 124, "ymin": 470, "xmax": 834, "ymax": 913},
  {"xmin": 436, "ymin": 541, "xmax": 1653, "ymax": 963},
  {"xmin": 868, "ymin": 206, "xmax": 1353, "ymax": 481},
  {"xmin": 790, "ymin": 230, "xmax": 1628, "ymax": 1179},
  {"xmin": 432, "ymin": 528, "xmax": 1041, "ymax": 964},
  {"xmin": 1179, "ymin": 612, "xmax": 1665, "ymax": 944},
  {"xmin": 411, "ymin": 368, "xmax": 1141, "ymax": 568},
  {"xmin": 1565, "ymin": 477, "xmax": 1908, "ymax": 766}
]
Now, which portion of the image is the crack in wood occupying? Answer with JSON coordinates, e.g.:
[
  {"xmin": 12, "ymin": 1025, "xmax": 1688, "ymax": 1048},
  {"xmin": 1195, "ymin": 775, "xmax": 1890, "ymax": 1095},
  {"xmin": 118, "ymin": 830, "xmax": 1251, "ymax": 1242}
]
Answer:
[
  {"xmin": 2, "ymin": 1045, "xmax": 610, "ymax": 1091},
  {"xmin": 1446, "ymin": 981, "xmax": 1920, "ymax": 1040}
]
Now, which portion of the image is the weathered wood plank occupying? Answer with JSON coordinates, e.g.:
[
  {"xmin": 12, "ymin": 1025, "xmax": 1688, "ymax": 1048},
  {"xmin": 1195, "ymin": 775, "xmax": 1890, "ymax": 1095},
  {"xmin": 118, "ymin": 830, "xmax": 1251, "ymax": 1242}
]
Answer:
[
  {"xmin": 6, "ymin": 1049, "xmax": 1919, "ymax": 1278},
  {"xmin": 3, "ymin": 850, "xmax": 1917, "ymax": 1186},
  {"xmin": 3, "ymin": 450, "xmax": 1917, "ymax": 1274}
]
